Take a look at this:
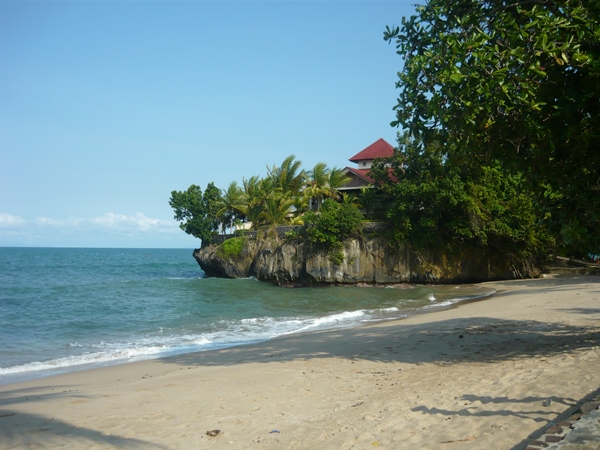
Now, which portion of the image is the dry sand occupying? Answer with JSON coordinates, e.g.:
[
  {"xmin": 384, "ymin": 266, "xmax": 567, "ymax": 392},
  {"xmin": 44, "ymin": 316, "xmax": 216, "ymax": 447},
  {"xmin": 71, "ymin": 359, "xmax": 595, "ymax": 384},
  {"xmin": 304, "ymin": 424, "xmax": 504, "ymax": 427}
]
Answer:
[{"xmin": 0, "ymin": 274, "xmax": 598, "ymax": 449}]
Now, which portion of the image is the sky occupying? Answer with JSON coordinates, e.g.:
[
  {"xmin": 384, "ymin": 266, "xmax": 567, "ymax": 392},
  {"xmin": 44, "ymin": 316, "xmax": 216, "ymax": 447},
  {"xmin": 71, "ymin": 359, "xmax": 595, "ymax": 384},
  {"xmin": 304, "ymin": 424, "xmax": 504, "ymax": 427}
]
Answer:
[{"xmin": 0, "ymin": 0, "xmax": 418, "ymax": 248}]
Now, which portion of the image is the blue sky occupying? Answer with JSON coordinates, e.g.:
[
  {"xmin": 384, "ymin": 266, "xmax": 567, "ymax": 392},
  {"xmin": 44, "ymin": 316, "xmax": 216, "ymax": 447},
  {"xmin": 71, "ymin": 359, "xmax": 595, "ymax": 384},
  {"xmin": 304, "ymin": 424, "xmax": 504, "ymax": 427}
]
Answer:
[{"xmin": 0, "ymin": 0, "xmax": 417, "ymax": 248}]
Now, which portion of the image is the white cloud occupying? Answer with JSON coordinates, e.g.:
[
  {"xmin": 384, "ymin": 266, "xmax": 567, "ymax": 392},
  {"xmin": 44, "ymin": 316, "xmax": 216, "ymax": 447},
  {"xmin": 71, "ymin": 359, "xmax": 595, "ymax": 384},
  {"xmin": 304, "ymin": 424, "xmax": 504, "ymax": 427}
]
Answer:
[
  {"xmin": 0, "ymin": 211, "xmax": 194, "ymax": 248},
  {"xmin": 0, "ymin": 213, "xmax": 26, "ymax": 227},
  {"xmin": 33, "ymin": 212, "xmax": 175, "ymax": 233},
  {"xmin": 90, "ymin": 212, "xmax": 171, "ymax": 231},
  {"xmin": 36, "ymin": 216, "xmax": 83, "ymax": 227}
]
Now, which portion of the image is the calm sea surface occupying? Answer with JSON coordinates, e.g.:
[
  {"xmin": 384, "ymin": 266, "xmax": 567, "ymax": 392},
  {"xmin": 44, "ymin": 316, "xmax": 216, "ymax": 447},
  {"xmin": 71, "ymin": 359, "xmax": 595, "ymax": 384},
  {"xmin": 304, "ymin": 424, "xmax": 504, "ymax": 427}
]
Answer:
[{"xmin": 0, "ymin": 247, "xmax": 495, "ymax": 384}]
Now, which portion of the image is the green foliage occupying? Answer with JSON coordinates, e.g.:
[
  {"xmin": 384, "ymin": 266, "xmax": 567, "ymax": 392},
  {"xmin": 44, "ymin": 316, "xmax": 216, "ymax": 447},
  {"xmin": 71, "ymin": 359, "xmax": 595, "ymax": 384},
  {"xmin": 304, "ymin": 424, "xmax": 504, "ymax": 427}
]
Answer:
[
  {"xmin": 216, "ymin": 237, "xmax": 246, "ymax": 259},
  {"xmin": 216, "ymin": 182, "xmax": 247, "ymax": 233},
  {"xmin": 384, "ymin": 0, "xmax": 600, "ymax": 255},
  {"xmin": 284, "ymin": 228, "xmax": 302, "ymax": 241},
  {"xmin": 169, "ymin": 183, "xmax": 222, "ymax": 245},
  {"xmin": 370, "ymin": 136, "xmax": 552, "ymax": 257},
  {"xmin": 267, "ymin": 155, "xmax": 306, "ymax": 197},
  {"xmin": 240, "ymin": 175, "xmax": 295, "ymax": 235},
  {"xmin": 301, "ymin": 200, "xmax": 364, "ymax": 263},
  {"xmin": 304, "ymin": 163, "xmax": 351, "ymax": 211},
  {"xmin": 170, "ymin": 154, "xmax": 358, "ymax": 243}
]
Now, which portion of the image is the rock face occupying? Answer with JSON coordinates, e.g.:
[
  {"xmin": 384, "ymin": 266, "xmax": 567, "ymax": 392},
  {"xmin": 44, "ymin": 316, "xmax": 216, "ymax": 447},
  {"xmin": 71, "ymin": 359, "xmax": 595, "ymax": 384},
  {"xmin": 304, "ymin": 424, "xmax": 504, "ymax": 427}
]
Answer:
[{"xmin": 194, "ymin": 236, "xmax": 540, "ymax": 285}]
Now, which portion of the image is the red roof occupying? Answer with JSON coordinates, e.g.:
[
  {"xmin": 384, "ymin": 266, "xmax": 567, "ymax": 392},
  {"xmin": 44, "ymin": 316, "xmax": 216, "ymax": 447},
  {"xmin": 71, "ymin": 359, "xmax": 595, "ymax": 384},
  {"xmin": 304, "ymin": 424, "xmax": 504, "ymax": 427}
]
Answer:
[
  {"xmin": 349, "ymin": 138, "xmax": 394, "ymax": 163},
  {"xmin": 344, "ymin": 167, "xmax": 374, "ymax": 183},
  {"xmin": 345, "ymin": 166, "xmax": 398, "ymax": 184}
]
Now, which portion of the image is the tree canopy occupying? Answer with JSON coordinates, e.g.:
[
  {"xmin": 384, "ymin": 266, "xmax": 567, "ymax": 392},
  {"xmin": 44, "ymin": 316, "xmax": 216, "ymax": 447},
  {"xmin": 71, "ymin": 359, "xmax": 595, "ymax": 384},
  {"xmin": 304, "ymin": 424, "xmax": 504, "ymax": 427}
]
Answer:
[
  {"xmin": 169, "ymin": 157, "xmax": 355, "ymax": 243},
  {"xmin": 169, "ymin": 183, "xmax": 221, "ymax": 244},
  {"xmin": 384, "ymin": 0, "xmax": 600, "ymax": 255},
  {"xmin": 370, "ymin": 135, "xmax": 550, "ymax": 256}
]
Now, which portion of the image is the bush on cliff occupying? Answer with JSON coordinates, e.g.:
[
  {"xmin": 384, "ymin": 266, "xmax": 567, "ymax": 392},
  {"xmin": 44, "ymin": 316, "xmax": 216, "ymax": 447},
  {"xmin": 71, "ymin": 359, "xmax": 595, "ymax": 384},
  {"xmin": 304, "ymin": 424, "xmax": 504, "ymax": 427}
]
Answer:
[
  {"xmin": 370, "ymin": 138, "xmax": 552, "ymax": 258},
  {"xmin": 300, "ymin": 200, "xmax": 363, "ymax": 264},
  {"xmin": 216, "ymin": 237, "xmax": 246, "ymax": 260}
]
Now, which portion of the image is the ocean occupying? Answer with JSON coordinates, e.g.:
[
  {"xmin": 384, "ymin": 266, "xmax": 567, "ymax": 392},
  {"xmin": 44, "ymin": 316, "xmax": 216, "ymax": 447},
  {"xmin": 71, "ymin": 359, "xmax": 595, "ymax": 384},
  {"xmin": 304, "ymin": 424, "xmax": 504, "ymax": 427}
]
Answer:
[{"xmin": 0, "ymin": 247, "xmax": 495, "ymax": 385}]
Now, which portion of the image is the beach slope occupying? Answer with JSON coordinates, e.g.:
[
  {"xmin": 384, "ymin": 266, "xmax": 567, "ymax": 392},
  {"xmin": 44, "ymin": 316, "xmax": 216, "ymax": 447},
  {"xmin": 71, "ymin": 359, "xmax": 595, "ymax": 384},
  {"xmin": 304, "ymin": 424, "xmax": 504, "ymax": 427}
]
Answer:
[{"xmin": 1, "ymin": 275, "xmax": 598, "ymax": 449}]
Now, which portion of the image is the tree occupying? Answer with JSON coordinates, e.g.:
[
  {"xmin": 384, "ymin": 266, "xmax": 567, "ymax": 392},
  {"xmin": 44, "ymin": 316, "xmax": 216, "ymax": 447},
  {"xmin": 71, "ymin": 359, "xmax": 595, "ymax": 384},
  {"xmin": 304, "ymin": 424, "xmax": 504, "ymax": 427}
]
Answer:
[
  {"xmin": 370, "ymin": 134, "xmax": 550, "ymax": 256},
  {"xmin": 257, "ymin": 192, "xmax": 296, "ymax": 235},
  {"xmin": 357, "ymin": 186, "xmax": 383, "ymax": 220},
  {"xmin": 169, "ymin": 183, "xmax": 222, "ymax": 245},
  {"xmin": 267, "ymin": 155, "xmax": 306, "ymax": 197},
  {"xmin": 203, "ymin": 182, "xmax": 222, "ymax": 233},
  {"xmin": 239, "ymin": 175, "xmax": 295, "ymax": 234},
  {"xmin": 385, "ymin": 0, "xmax": 600, "ymax": 255},
  {"xmin": 304, "ymin": 162, "xmax": 330, "ymax": 211},
  {"xmin": 240, "ymin": 175, "xmax": 270, "ymax": 227},
  {"xmin": 304, "ymin": 163, "xmax": 351, "ymax": 211},
  {"xmin": 325, "ymin": 167, "xmax": 352, "ymax": 200},
  {"xmin": 301, "ymin": 199, "xmax": 364, "ymax": 264},
  {"xmin": 216, "ymin": 181, "xmax": 247, "ymax": 233}
]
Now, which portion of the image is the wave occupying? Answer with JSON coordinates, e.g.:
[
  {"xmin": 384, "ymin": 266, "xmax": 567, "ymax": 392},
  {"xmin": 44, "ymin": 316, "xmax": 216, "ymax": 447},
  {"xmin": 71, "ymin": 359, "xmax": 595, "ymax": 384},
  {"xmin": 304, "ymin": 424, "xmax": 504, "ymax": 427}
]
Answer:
[
  {"xmin": 0, "ymin": 287, "xmax": 496, "ymax": 383},
  {"xmin": 0, "ymin": 335, "xmax": 215, "ymax": 378},
  {"xmin": 0, "ymin": 308, "xmax": 396, "ymax": 380}
]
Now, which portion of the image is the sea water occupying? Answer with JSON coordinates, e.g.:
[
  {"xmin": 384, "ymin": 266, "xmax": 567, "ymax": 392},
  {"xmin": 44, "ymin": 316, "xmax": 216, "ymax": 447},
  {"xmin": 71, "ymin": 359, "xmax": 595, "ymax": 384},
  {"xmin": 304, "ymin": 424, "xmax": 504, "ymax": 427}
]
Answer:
[{"xmin": 0, "ymin": 247, "xmax": 495, "ymax": 384}]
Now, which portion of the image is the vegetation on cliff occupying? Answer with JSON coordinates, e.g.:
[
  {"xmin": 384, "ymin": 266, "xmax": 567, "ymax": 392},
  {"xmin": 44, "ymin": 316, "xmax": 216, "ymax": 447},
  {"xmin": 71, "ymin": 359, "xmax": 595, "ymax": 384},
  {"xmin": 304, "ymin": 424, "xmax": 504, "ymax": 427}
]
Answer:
[
  {"xmin": 168, "ymin": 183, "xmax": 221, "ymax": 245},
  {"xmin": 172, "ymin": 0, "xmax": 599, "ymax": 263},
  {"xmin": 216, "ymin": 236, "xmax": 246, "ymax": 259},
  {"xmin": 370, "ymin": 136, "xmax": 551, "ymax": 258},
  {"xmin": 383, "ymin": 0, "xmax": 599, "ymax": 257},
  {"xmin": 295, "ymin": 199, "xmax": 364, "ymax": 264},
  {"xmin": 169, "ymin": 156, "xmax": 363, "ymax": 245}
]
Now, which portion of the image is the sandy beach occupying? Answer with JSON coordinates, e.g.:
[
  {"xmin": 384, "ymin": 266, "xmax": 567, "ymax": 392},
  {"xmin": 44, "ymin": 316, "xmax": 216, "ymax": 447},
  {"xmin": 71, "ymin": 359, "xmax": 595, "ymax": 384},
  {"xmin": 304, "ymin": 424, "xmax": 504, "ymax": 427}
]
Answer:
[{"xmin": 0, "ymin": 274, "xmax": 598, "ymax": 449}]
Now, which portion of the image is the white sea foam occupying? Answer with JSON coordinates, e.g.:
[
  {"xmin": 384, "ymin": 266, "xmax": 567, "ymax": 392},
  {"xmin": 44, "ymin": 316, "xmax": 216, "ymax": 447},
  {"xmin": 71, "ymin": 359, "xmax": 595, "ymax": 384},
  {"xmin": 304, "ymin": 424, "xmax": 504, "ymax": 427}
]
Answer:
[
  {"xmin": 0, "ymin": 246, "xmax": 490, "ymax": 383},
  {"xmin": 0, "ymin": 346, "xmax": 167, "ymax": 376},
  {"xmin": 2, "ymin": 297, "xmax": 480, "ymax": 380},
  {"xmin": 0, "ymin": 335, "xmax": 216, "ymax": 379}
]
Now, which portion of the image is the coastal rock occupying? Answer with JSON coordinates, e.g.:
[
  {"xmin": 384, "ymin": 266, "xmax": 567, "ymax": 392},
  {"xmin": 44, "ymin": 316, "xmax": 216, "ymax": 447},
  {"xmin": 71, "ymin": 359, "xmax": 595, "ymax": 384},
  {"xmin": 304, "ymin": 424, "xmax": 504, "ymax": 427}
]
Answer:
[{"xmin": 194, "ymin": 235, "xmax": 540, "ymax": 285}]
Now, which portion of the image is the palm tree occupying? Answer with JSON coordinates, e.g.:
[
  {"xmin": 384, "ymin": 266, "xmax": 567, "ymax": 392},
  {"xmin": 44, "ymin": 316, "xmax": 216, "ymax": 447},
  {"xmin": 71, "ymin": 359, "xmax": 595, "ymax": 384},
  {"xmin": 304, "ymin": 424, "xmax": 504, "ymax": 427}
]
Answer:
[
  {"xmin": 340, "ymin": 192, "xmax": 359, "ymax": 206},
  {"xmin": 255, "ymin": 192, "xmax": 295, "ymax": 236},
  {"xmin": 324, "ymin": 167, "xmax": 351, "ymax": 200},
  {"xmin": 240, "ymin": 176, "xmax": 268, "ymax": 227},
  {"xmin": 268, "ymin": 155, "xmax": 306, "ymax": 197},
  {"xmin": 304, "ymin": 162, "xmax": 330, "ymax": 211},
  {"xmin": 358, "ymin": 186, "xmax": 378, "ymax": 219},
  {"xmin": 216, "ymin": 181, "xmax": 247, "ymax": 233},
  {"xmin": 236, "ymin": 158, "xmax": 348, "ymax": 235}
]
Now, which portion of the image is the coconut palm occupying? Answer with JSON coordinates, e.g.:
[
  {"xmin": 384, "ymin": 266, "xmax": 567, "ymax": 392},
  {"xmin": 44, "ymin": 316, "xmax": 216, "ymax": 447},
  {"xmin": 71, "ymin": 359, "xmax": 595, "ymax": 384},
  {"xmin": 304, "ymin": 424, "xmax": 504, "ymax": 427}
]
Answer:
[
  {"xmin": 255, "ymin": 191, "xmax": 296, "ymax": 235},
  {"xmin": 267, "ymin": 155, "xmax": 306, "ymax": 197},
  {"xmin": 340, "ymin": 192, "xmax": 360, "ymax": 207},
  {"xmin": 304, "ymin": 162, "xmax": 330, "ymax": 211},
  {"xmin": 216, "ymin": 181, "xmax": 247, "ymax": 233},
  {"xmin": 324, "ymin": 167, "xmax": 352, "ymax": 200},
  {"xmin": 358, "ymin": 186, "xmax": 378, "ymax": 220},
  {"xmin": 240, "ymin": 176, "xmax": 269, "ymax": 227},
  {"xmin": 236, "ymin": 158, "xmax": 350, "ymax": 234}
]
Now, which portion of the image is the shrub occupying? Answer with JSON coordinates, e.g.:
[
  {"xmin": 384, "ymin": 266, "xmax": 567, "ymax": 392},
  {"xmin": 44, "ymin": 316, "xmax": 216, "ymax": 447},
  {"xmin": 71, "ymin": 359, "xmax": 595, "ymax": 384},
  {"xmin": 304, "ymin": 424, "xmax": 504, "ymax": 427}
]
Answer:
[
  {"xmin": 216, "ymin": 237, "xmax": 246, "ymax": 259},
  {"xmin": 301, "ymin": 200, "xmax": 363, "ymax": 263}
]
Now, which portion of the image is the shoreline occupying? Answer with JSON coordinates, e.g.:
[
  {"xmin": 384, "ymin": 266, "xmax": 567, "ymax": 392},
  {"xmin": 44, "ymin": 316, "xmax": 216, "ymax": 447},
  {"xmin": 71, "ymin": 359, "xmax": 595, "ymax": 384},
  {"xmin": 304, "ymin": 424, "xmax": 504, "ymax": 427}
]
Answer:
[
  {"xmin": 1, "ymin": 274, "xmax": 598, "ymax": 449},
  {"xmin": 0, "ymin": 282, "xmax": 496, "ymax": 387}
]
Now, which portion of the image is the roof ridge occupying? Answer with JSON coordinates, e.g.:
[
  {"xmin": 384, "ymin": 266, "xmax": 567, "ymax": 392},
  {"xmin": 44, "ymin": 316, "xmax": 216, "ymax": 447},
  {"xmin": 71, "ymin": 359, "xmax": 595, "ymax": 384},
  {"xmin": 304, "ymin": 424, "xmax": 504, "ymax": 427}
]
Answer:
[{"xmin": 349, "ymin": 138, "xmax": 394, "ymax": 163}]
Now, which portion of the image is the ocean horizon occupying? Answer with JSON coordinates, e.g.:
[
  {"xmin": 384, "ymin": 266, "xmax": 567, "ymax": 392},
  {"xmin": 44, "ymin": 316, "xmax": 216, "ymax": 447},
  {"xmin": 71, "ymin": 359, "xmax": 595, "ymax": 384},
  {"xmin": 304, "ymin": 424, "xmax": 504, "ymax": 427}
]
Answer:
[{"xmin": 0, "ymin": 247, "xmax": 495, "ymax": 385}]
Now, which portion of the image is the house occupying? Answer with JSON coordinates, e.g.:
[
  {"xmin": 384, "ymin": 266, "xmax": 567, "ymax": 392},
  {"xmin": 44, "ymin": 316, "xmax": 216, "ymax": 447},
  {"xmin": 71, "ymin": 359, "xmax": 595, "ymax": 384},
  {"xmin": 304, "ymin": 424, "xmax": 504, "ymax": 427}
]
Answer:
[{"xmin": 338, "ymin": 138, "xmax": 394, "ymax": 194}]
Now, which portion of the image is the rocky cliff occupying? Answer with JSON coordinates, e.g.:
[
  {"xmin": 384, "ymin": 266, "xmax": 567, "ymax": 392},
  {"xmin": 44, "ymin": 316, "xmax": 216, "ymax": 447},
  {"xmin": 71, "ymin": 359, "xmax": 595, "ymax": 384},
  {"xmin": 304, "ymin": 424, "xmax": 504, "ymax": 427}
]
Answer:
[{"xmin": 194, "ymin": 236, "xmax": 540, "ymax": 285}]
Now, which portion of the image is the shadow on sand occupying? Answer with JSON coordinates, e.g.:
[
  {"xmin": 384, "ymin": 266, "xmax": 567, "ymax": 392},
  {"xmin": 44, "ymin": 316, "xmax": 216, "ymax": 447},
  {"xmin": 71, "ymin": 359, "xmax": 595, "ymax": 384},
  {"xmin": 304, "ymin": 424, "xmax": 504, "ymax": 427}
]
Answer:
[
  {"xmin": 0, "ymin": 386, "xmax": 166, "ymax": 449},
  {"xmin": 159, "ymin": 314, "xmax": 600, "ymax": 368},
  {"xmin": 1, "ymin": 274, "xmax": 597, "ymax": 449}
]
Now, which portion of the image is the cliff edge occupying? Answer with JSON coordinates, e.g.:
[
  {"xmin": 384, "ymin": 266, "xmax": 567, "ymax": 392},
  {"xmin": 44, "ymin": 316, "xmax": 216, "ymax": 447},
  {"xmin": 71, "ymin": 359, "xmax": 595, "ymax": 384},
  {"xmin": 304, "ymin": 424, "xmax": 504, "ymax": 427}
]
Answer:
[{"xmin": 194, "ymin": 236, "xmax": 540, "ymax": 285}]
